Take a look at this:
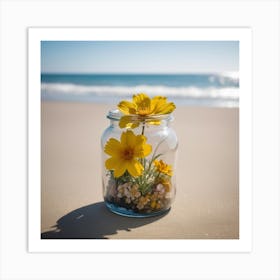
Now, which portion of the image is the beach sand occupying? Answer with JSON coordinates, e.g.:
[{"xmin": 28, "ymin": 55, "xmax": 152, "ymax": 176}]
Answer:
[{"xmin": 41, "ymin": 101, "xmax": 239, "ymax": 239}]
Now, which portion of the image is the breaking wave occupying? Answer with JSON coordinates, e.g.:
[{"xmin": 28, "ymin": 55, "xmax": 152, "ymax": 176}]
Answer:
[{"xmin": 42, "ymin": 82, "xmax": 238, "ymax": 98}]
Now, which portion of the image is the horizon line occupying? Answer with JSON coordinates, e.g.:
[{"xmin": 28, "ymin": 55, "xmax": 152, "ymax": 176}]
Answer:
[{"xmin": 41, "ymin": 71, "xmax": 239, "ymax": 75}]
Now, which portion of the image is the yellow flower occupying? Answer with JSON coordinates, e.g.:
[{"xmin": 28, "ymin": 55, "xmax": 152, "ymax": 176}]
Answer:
[
  {"xmin": 104, "ymin": 130, "xmax": 152, "ymax": 178},
  {"xmin": 118, "ymin": 93, "xmax": 176, "ymax": 128},
  {"xmin": 161, "ymin": 180, "xmax": 172, "ymax": 192},
  {"xmin": 154, "ymin": 160, "xmax": 173, "ymax": 176}
]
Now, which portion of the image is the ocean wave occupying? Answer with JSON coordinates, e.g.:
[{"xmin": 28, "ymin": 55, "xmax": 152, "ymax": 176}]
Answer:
[
  {"xmin": 208, "ymin": 72, "xmax": 239, "ymax": 87},
  {"xmin": 41, "ymin": 83, "xmax": 239, "ymax": 101}
]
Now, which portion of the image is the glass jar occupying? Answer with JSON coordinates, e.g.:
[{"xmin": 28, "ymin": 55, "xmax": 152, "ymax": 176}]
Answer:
[{"xmin": 101, "ymin": 109, "xmax": 178, "ymax": 217}]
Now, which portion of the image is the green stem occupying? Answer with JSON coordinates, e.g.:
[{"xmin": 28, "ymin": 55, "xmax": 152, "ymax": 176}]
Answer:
[
  {"xmin": 151, "ymin": 136, "xmax": 167, "ymax": 160},
  {"xmin": 145, "ymin": 135, "xmax": 168, "ymax": 174},
  {"xmin": 140, "ymin": 121, "xmax": 146, "ymax": 167},
  {"xmin": 154, "ymin": 171, "xmax": 161, "ymax": 183},
  {"xmin": 141, "ymin": 121, "xmax": 145, "ymax": 135}
]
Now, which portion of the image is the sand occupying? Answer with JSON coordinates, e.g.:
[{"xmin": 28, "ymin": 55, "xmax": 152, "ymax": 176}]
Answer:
[{"xmin": 41, "ymin": 101, "xmax": 239, "ymax": 239}]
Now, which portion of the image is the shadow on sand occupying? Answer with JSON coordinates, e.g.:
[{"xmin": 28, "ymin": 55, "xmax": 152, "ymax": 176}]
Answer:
[{"xmin": 41, "ymin": 201, "xmax": 168, "ymax": 239}]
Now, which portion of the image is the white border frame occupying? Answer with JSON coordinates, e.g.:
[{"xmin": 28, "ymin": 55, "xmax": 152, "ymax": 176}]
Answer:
[{"xmin": 28, "ymin": 27, "xmax": 252, "ymax": 253}]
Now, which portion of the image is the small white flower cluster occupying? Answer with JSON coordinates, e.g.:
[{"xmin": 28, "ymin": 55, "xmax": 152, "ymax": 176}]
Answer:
[
  {"xmin": 105, "ymin": 179, "xmax": 172, "ymax": 212},
  {"xmin": 116, "ymin": 182, "xmax": 172, "ymax": 210},
  {"xmin": 117, "ymin": 182, "xmax": 141, "ymax": 204},
  {"xmin": 155, "ymin": 184, "xmax": 165, "ymax": 196}
]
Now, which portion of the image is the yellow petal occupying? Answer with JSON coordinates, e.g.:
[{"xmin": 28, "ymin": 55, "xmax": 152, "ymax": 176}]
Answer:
[
  {"xmin": 156, "ymin": 102, "xmax": 176, "ymax": 114},
  {"xmin": 118, "ymin": 101, "xmax": 136, "ymax": 114},
  {"xmin": 136, "ymin": 97, "xmax": 152, "ymax": 115},
  {"xmin": 150, "ymin": 96, "xmax": 166, "ymax": 113},
  {"xmin": 134, "ymin": 134, "xmax": 145, "ymax": 146},
  {"xmin": 133, "ymin": 135, "xmax": 145, "ymax": 156},
  {"xmin": 113, "ymin": 163, "xmax": 127, "ymax": 177},
  {"xmin": 120, "ymin": 130, "xmax": 136, "ymax": 147},
  {"xmin": 132, "ymin": 93, "xmax": 149, "ymax": 105},
  {"xmin": 126, "ymin": 159, "xmax": 144, "ymax": 177},
  {"xmin": 105, "ymin": 157, "xmax": 119, "ymax": 170},
  {"xmin": 151, "ymin": 96, "xmax": 176, "ymax": 114},
  {"xmin": 134, "ymin": 135, "xmax": 152, "ymax": 157},
  {"xmin": 104, "ymin": 138, "xmax": 121, "ymax": 156},
  {"xmin": 105, "ymin": 157, "xmax": 127, "ymax": 177},
  {"xmin": 154, "ymin": 159, "xmax": 173, "ymax": 176},
  {"xmin": 119, "ymin": 116, "xmax": 139, "ymax": 129},
  {"xmin": 147, "ymin": 119, "xmax": 161, "ymax": 126},
  {"xmin": 142, "ymin": 143, "xmax": 152, "ymax": 157}
]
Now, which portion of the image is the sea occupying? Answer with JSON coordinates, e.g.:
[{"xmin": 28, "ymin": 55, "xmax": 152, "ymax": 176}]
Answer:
[{"xmin": 41, "ymin": 73, "xmax": 239, "ymax": 107}]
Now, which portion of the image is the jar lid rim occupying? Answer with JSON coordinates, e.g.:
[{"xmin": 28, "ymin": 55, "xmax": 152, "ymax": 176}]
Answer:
[{"xmin": 107, "ymin": 109, "xmax": 173, "ymax": 121}]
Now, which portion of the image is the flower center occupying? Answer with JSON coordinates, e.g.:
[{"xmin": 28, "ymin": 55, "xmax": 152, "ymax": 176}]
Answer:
[
  {"xmin": 122, "ymin": 148, "xmax": 134, "ymax": 160},
  {"xmin": 138, "ymin": 106, "xmax": 150, "ymax": 115},
  {"xmin": 137, "ymin": 99, "xmax": 151, "ymax": 115}
]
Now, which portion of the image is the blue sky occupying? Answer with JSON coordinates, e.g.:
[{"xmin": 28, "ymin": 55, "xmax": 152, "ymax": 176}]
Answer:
[{"xmin": 41, "ymin": 41, "xmax": 239, "ymax": 74}]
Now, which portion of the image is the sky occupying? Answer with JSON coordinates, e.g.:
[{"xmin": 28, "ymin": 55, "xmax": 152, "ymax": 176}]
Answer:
[{"xmin": 41, "ymin": 41, "xmax": 239, "ymax": 74}]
